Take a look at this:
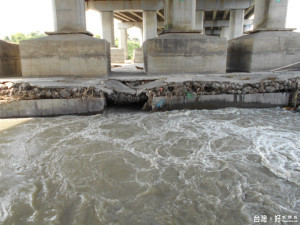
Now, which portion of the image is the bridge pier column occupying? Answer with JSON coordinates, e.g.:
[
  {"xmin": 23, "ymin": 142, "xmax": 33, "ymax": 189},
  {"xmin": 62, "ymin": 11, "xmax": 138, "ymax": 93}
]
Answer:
[
  {"xmin": 229, "ymin": 9, "xmax": 244, "ymax": 40},
  {"xmin": 119, "ymin": 28, "xmax": 128, "ymax": 60},
  {"xmin": 227, "ymin": 0, "xmax": 300, "ymax": 72},
  {"xmin": 221, "ymin": 27, "xmax": 230, "ymax": 40},
  {"xmin": 100, "ymin": 11, "xmax": 115, "ymax": 46},
  {"xmin": 143, "ymin": 0, "xmax": 227, "ymax": 74},
  {"xmin": 19, "ymin": 0, "xmax": 111, "ymax": 77},
  {"xmin": 253, "ymin": 0, "xmax": 288, "ymax": 30},
  {"xmin": 195, "ymin": 11, "xmax": 205, "ymax": 34},
  {"xmin": 143, "ymin": 11, "xmax": 157, "ymax": 41}
]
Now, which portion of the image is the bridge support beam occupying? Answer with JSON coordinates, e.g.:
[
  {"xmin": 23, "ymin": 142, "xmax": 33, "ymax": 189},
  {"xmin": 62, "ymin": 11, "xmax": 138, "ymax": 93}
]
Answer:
[
  {"xmin": 19, "ymin": 0, "xmax": 111, "ymax": 77},
  {"xmin": 143, "ymin": 0, "xmax": 227, "ymax": 74},
  {"xmin": 227, "ymin": 0, "xmax": 300, "ymax": 72}
]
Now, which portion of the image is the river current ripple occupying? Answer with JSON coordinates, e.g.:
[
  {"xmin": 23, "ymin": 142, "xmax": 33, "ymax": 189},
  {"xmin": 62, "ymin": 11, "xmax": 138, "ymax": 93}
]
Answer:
[{"xmin": 0, "ymin": 108, "xmax": 299, "ymax": 225}]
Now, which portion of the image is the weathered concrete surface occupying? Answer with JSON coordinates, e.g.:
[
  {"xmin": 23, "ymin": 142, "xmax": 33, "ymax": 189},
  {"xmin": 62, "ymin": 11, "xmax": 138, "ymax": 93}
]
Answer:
[
  {"xmin": 0, "ymin": 41, "xmax": 22, "ymax": 77},
  {"xmin": 20, "ymin": 34, "xmax": 111, "ymax": 77},
  {"xmin": 144, "ymin": 33, "xmax": 227, "ymax": 74},
  {"xmin": 52, "ymin": 0, "xmax": 88, "ymax": 34},
  {"xmin": 133, "ymin": 48, "xmax": 143, "ymax": 63},
  {"xmin": 151, "ymin": 93, "xmax": 291, "ymax": 111},
  {"xmin": 87, "ymin": 0, "xmax": 252, "ymax": 11},
  {"xmin": 100, "ymin": 11, "xmax": 115, "ymax": 46},
  {"xmin": 2, "ymin": 71, "xmax": 299, "ymax": 88},
  {"xmin": 195, "ymin": 11, "xmax": 204, "ymax": 33},
  {"xmin": 196, "ymin": 0, "xmax": 253, "ymax": 10},
  {"xmin": 102, "ymin": 80, "xmax": 136, "ymax": 95},
  {"xmin": 111, "ymin": 48, "xmax": 125, "ymax": 63},
  {"xmin": 227, "ymin": 31, "xmax": 300, "ymax": 72},
  {"xmin": 87, "ymin": 0, "xmax": 164, "ymax": 11},
  {"xmin": 119, "ymin": 28, "xmax": 128, "ymax": 60},
  {"xmin": 253, "ymin": 0, "xmax": 288, "ymax": 30},
  {"xmin": 228, "ymin": 9, "xmax": 244, "ymax": 40},
  {"xmin": 143, "ymin": 11, "xmax": 157, "ymax": 40},
  {"xmin": 0, "ymin": 71, "xmax": 299, "ymax": 117},
  {"xmin": 0, "ymin": 98, "xmax": 106, "ymax": 118},
  {"xmin": 164, "ymin": 0, "xmax": 196, "ymax": 32}
]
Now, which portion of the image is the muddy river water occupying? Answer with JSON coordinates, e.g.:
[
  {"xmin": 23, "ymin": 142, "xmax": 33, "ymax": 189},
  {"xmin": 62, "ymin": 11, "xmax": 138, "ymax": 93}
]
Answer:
[{"xmin": 0, "ymin": 108, "xmax": 299, "ymax": 225}]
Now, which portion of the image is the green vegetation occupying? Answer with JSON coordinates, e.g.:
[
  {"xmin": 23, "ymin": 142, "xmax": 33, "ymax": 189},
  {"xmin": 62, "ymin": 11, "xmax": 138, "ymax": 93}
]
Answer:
[
  {"xmin": 4, "ymin": 32, "xmax": 46, "ymax": 44},
  {"xmin": 127, "ymin": 40, "xmax": 140, "ymax": 60},
  {"xmin": 114, "ymin": 38, "xmax": 140, "ymax": 60},
  {"xmin": 115, "ymin": 38, "xmax": 119, "ymax": 47}
]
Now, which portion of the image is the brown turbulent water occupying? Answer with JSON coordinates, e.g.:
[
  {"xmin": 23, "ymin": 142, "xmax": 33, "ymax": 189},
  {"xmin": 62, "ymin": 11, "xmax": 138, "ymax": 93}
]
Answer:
[{"xmin": 0, "ymin": 108, "xmax": 299, "ymax": 225}]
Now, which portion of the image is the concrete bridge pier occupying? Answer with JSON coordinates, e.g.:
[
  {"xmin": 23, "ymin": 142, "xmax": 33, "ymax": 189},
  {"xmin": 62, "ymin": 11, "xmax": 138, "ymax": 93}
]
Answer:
[
  {"xmin": 143, "ymin": 0, "xmax": 227, "ymax": 74},
  {"xmin": 133, "ymin": 10, "xmax": 158, "ymax": 63},
  {"xmin": 228, "ymin": 9, "xmax": 244, "ymax": 40},
  {"xmin": 133, "ymin": 26, "xmax": 144, "ymax": 63},
  {"xmin": 100, "ymin": 11, "xmax": 115, "ymax": 47},
  {"xmin": 227, "ymin": 0, "xmax": 300, "ymax": 72},
  {"xmin": 221, "ymin": 27, "xmax": 230, "ymax": 40},
  {"xmin": 143, "ymin": 11, "xmax": 157, "ymax": 41},
  {"xmin": 119, "ymin": 28, "xmax": 128, "ymax": 60},
  {"xmin": 0, "ymin": 41, "xmax": 22, "ymax": 77},
  {"xmin": 100, "ymin": 11, "xmax": 126, "ymax": 64},
  {"xmin": 19, "ymin": 0, "xmax": 111, "ymax": 77},
  {"xmin": 195, "ymin": 11, "xmax": 205, "ymax": 34}
]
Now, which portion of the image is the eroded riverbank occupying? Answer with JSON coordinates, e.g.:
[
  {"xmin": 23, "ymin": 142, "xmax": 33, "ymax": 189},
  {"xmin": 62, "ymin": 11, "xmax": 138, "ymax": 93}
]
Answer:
[{"xmin": 0, "ymin": 72, "xmax": 300, "ymax": 118}]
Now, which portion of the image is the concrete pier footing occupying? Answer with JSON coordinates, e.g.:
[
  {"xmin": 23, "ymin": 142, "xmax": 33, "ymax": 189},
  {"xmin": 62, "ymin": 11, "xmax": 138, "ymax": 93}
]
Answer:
[
  {"xmin": 143, "ymin": 33, "xmax": 228, "ymax": 74},
  {"xmin": 20, "ymin": 34, "xmax": 111, "ymax": 77},
  {"xmin": 226, "ymin": 0, "xmax": 299, "ymax": 72},
  {"xmin": 133, "ymin": 48, "xmax": 143, "ymax": 63},
  {"xmin": 111, "ymin": 48, "xmax": 125, "ymax": 64},
  {"xmin": 227, "ymin": 31, "xmax": 300, "ymax": 72},
  {"xmin": 19, "ymin": 0, "xmax": 111, "ymax": 77},
  {"xmin": 0, "ymin": 41, "xmax": 22, "ymax": 77}
]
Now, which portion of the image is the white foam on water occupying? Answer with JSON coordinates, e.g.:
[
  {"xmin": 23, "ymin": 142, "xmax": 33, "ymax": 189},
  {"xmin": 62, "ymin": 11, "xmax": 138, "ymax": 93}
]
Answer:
[{"xmin": 0, "ymin": 108, "xmax": 299, "ymax": 224}]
